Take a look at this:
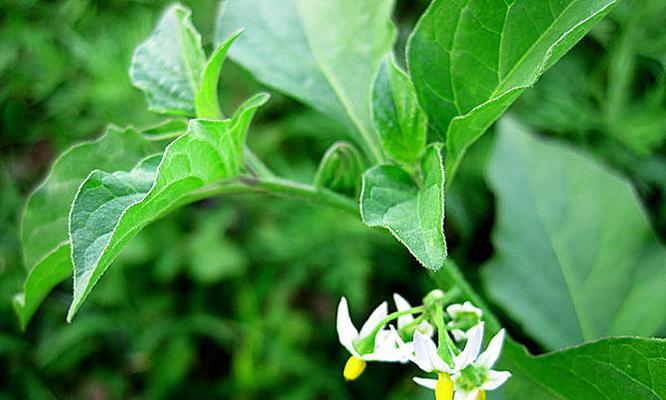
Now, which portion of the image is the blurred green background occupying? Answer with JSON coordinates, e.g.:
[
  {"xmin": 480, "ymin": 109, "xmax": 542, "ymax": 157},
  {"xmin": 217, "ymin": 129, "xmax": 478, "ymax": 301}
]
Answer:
[{"xmin": 0, "ymin": 0, "xmax": 664, "ymax": 399}]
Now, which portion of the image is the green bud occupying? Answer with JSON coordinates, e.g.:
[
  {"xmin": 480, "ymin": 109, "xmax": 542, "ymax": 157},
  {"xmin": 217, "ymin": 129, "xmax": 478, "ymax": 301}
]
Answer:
[{"xmin": 423, "ymin": 289, "xmax": 445, "ymax": 307}]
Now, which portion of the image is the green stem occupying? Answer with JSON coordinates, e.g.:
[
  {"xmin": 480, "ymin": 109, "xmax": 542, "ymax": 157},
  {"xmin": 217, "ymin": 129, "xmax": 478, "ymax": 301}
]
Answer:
[
  {"xmin": 244, "ymin": 147, "xmax": 275, "ymax": 179},
  {"xmin": 368, "ymin": 306, "xmax": 425, "ymax": 339},
  {"xmin": 190, "ymin": 176, "xmax": 359, "ymax": 215},
  {"xmin": 247, "ymin": 177, "xmax": 358, "ymax": 214},
  {"xmin": 431, "ymin": 305, "xmax": 456, "ymax": 367},
  {"xmin": 400, "ymin": 313, "xmax": 427, "ymax": 333}
]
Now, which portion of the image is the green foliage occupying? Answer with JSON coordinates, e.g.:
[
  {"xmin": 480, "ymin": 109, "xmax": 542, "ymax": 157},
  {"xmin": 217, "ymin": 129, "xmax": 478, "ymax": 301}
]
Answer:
[
  {"xmin": 195, "ymin": 30, "xmax": 242, "ymax": 119},
  {"xmin": 2, "ymin": 0, "xmax": 665, "ymax": 398},
  {"xmin": 483, "ymin": 119, "xmax": 666, "ymax": 350},
  {"xmin": 361, "ymin": 145, "xmax": 446, "ymax": 271},
  {"xmin": 216, "ymin": 0, "xmax": 397, "ymax": 163},
  {"xmin": 372, "ymin": 55, "xmax": 427, "ymax": 167},
  {"xmin": 16, "ymin": 127, "xmax": 159, "ymax": 328},
  {"xmin": 68, "ymin": 95, "xmax": 268, "ymax": 319},
  {"xmin": 408, "ymin": 0, "xmax": 619, "ymax": 181},
  {"xmin": 130, "ymin": 3, "xmax": 206, "ymax": 116},
  {"xmin": 500, "ymin": 337, "xmax": 666, "ymax": 399},
  {"xmin": 314, "ymin": 142, "xmax": 364, "ymax": 197}
]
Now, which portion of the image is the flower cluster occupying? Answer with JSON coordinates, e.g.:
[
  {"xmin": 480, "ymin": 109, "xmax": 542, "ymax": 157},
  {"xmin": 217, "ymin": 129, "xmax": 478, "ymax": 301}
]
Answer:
[{"xmin": 336, "ymin": 290, "xmax": 510, "ymax": 400}]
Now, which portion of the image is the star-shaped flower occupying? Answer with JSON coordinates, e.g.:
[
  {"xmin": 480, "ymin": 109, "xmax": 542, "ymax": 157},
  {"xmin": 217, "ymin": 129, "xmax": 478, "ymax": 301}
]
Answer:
[
  {"xmin": 412, "ymin": 323, "xmax": 511, "ymax": 400},
  {"xmin": 336, "ymin": 297, "xmax": 406, "ymax": 380}
]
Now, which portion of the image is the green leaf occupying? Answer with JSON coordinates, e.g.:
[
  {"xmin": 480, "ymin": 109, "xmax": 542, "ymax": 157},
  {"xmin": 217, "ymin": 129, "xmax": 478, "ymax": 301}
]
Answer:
[
  {"xmin": 314, "ymin": 141, "xmax": 364, "ymax": 197},
  {"xmin": 194, "ymin": 30, "xmax": 242, "ymax": 119},
  {"xmin": 483, "ymin": 119, "xmax": 666, "ymax": 350},
  {"xmin": 67, "ymin": 93, "xmax": 269, "ymax": 320},
  {"xmin": 371, "ymin": 55, "xmax": 427, "ymax": 166},
  {"xmin": 130, "ymin": 3, "xmax": 206, "ymax": 116},
  {"xmin": 360, "ymin": 144, "xmax": 446, "ymax": 271},
  {"xmin": 500, "ymin": 337, "xmax": 666, "ymax": 399},
  {"xmin": 140, "ymin": 119, "xmax": 189, "ymax": 141},
  {"xmin": 216, "ymin": 0, "xmax": 396, "ymax": 163},
  {"xmin": 15, "ymin": 127, "xmax": 157, "ymax": 329},
  {"xmin": 408, "ymin": 0, "xmax": 619, "ymax": 181}
]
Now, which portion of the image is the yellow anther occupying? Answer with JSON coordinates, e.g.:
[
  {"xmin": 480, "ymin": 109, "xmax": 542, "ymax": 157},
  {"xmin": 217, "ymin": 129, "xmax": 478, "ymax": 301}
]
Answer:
[
  {"xmin": 435, "ymin": 372, "xmax": 454, "ymax": 400},
  {"xmin": 477, "ymin": 389, "xmax": 487, "ymax": 400},
  {"xmin": 343, "ymin": 356, "xmax": 366, "ymax": 381}
]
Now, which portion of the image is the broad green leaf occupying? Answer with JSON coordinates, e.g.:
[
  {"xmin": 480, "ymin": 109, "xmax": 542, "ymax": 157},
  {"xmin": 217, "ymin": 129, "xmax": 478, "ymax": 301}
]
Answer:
[
  {"xmin": 360, "ymin": 144, "xmax": 446, "ymax": 271},
  {"xmin": 216, "ymin": 0, "xmax": 396, "ymax": 163},
  {"xmin": 194, "ymin": 30, "xmax": 242, "ymax": 119},
  {"xmin": 408, "ymin": 0, "xmax": 619, "ymax": 181},
  {"xmin": 130, "ymin": 3, "xmax": 206, "ymax": 116},
  {"xmin": 67, "ymin": 93, "xmax": 269, "ymax": 320},
  {"xmin": 314, "ymin": 141, "xmax": 364, "ymax": 197},
  {"xmin": 15, "ymin": 127, "xmax": 157, "ymax": 328},
  {"xmin": 371, "ymin": 55, "xmax": 426, "ymax": 166},
  {"xmin": 500, "ymin": 337, "xmax": 666, "ymax": 399},
  {"xmin": 483, "ymin": 119, "xmax": 666, "ymax": 350}
]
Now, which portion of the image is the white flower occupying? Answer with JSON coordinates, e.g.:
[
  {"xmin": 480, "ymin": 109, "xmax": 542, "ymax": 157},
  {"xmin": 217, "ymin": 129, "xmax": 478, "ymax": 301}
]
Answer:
[
  {"xmin": 394, "ymin": 293, "xmax": 434, "ymax": 337},
  {"xmin": 412, "ymin": 323, "xmax": 511, "ymax": 400},
  {"xmin": 412, "ymin": 322, "xmax": 485, "ymax": 375},
  {"xmin": 446, "ymin": 302, "xmax": 482, "ymax": 341},
  {"xmin": 446, "ymin": 302, "xmax": 483, "ymax": 320},
  {"xmin": 336, "ymin": 297, "xmax": 406, "ymax": 380}
]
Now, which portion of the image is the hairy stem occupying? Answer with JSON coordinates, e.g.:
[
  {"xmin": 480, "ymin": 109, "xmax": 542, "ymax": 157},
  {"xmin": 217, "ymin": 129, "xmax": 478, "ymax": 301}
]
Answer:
[{"xmin": 190, "ymin": 175, "xmax": 358, "ymax": 215}]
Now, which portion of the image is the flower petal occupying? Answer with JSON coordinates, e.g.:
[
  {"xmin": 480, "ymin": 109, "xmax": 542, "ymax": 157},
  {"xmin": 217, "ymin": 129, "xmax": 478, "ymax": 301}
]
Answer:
[
  {"xmin": 393, "ymin": 293, "xmax": 415, "ymax": 328},
  {"xmin": 364, "ymin": 330, "xmax": 409, "ymax": 363},
  {"xmin": 417, "ymin": 320, "xmax": 435, "ymax": 337},
  {"xmin": 483, "ymin": 370, "xmax": 512, "ymax": 390},
  {"xmin": 477, "ymin": 329, "xmax": 505, "ymax": 369},
  {"xmin": 461, "ymin": 301, "xmax": 482, "ymax": 316},
  {"xmin": 413, "ymin": 377, "xmax": 438, "ymax": 390},
  {"xmin": 359, "ymin": 301, "xmax": 388, "ymax": 338},
  {"xmin": 454, "ymin": 322, "xmax": 484, "ymax": 371},
  {"xmin": 446, "ymin": 303, "xmax": 463, "ymax": 318},
  {"xmin": 454, "ymin": 390, "xmax": 479, "ymax": 400},
  {"xmin": 413, "ymin": 330, "xmax": 435, "ymax": 372},
  {"xmin": 336, "ymin": 297, "xmax": 358, "ymax": 354},
  {"xmin": 388, "ymin": 325, "xmax": 416, "ymax": 363}
]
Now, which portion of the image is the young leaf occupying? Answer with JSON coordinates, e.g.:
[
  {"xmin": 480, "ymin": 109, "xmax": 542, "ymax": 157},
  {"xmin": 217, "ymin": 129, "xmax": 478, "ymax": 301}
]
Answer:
[
  {"xmin": 130, "ymin": 3, "xmax": 206, "ymax": 116},
  {"xmin": 483, "ymin": 119, "xmax": 666, "ymax": 350},
  {"xmin": 408, "ymin": 0, "xmax": 619, "ymax": 181},
  {"xmin": 194, "ymin": 30, "xmax": 242, "ymax": 119},
  {"xmin": 371, "ymin": 55, "xmax": 427, "ymax": 167},
  {"xmin": 500, "ymin": 337, "xmax": 666, "ymax": 399},
  {"xmin": 314, "ymin": 141, "xmax": 364, "ymax": 197},
  {"xmin": 217, "ymin": 0, "xmax": 396, "ymax": 163},
  {"xmin": 67, "ymin": 93, "xmax": 269, "ymax": 320},
  {"xmin": 360, "ymin": 144, "xmax": 446, "ymax": 271},
  {"xmin": 16, "ymin": 127, "xmax": 157, "ymax": 328}
]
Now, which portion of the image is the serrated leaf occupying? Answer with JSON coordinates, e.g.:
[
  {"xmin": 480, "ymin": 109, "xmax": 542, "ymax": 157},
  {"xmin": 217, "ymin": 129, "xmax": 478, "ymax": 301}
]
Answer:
[
  {"xmin": 500, "ymin": 337, "xmax": 666, "ymax": 399},
  {"xmin": 130, "ymin": 3, "xmax": 206, "ymax": 116},
  {"xmin": 408, "ymin": 0, "xmax": 619, "ymax": 181},
  {"xmin": 216, "ymin": 0, "xmax": 396, "ymax": 163},
  {"xmin": 194, "ymin": 30, "xmax": 242, "ymax": 119},
  {"xmin": 360, "ymin": 144, "xmax": 446, "ymax": 271},
  {"xmin": 483, "ymin": 119, "xmax": 666, "ymax": 350},
  {"xmin": 371, "ymin": 55, "xmax": 426, "ymax": 166},
  {"xmin": 16, "ymin": 127, "xmax": 157, "ymax": 329},
  {"xmin": 67, "ymin": 93, "xmax": 269, "ymax": 320},
  {"xmin": 314, "ymin": 141, "xmax": 364, "ymax": 197}
]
